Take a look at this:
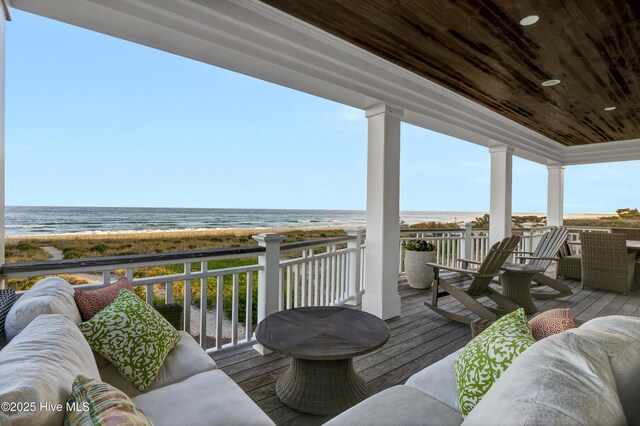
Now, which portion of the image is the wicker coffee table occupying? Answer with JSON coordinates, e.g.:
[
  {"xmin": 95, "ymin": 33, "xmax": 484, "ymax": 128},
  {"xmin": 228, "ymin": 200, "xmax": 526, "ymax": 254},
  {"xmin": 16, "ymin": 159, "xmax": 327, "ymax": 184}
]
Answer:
[
  {"xmin": 255, "ymin": 306, "xmax": 390, "ymax": 415},
  {"xmin": 500, "ymin": 263, "xmax": 544, "ymax": 314}
]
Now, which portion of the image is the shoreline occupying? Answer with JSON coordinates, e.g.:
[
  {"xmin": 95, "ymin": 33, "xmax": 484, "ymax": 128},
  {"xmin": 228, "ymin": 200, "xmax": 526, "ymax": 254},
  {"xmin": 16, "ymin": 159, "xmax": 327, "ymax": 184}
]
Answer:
[
  {"xmin": 5, "ymin": 212, "xmax": 614, "ymax": 241},
  {"xmin": 5, "ymin": 225, "xmax": 349, "ymax": 241}
]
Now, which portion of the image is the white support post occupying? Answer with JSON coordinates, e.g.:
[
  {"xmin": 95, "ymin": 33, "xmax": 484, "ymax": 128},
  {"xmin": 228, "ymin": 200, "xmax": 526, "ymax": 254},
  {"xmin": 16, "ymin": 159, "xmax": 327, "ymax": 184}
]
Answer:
[
  {"xmin": 345, "ymin": 228, "xmax": 364, "ymax": 306},
  {"xmin": 252, "ymin": 233, "xmax": 284, "ymax": 355},
  {"xmin": 547, "ymin": 164, "xmax": 565, "ymax": 227},
  {"xmin": 0, "ymin": 4, "xmax": 7, "ymax": 289},
  {"xmin": 460, "ymin": 223, "xmax": 473, "ymax": 260},
  {"xmin": 489, "ymin": 145, "xmax": 513, "ymax": 246},
  {"xmin": 362, "ymin": 103, "xmax": 402, "ymax": 320}
]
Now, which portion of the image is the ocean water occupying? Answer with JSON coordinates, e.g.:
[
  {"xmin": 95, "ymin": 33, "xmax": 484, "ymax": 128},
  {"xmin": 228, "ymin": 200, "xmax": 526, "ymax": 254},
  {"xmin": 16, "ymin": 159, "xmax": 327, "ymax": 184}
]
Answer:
[{"xmin": 4, "ymin": 206, "xmax": 488, "ymax": 236}]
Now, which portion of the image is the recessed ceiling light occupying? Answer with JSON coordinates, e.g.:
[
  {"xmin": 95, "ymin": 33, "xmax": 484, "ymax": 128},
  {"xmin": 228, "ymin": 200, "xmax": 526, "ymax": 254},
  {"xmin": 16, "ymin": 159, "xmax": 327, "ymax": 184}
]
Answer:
[
  {"xmin": 541, "ymin": 79, "xmax": 561, "ymax": 86},
  {"xmin": 604, "ymin": 106, "xmax": 616, "ymax": 111},
  {"xmin": 520, "ymin": 15, "xmax": 540, "ymax": 26}
]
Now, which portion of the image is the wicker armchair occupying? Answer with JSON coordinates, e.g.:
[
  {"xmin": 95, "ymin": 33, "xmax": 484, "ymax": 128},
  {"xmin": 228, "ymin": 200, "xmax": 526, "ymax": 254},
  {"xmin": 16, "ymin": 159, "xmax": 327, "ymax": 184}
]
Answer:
[
  {"xmin": 611, "ymin": 228, "xmax": 640, "ymax": 240},
  {"xmin": 580, "ymin": 232, "xmax": 636, "ymax": 294},
  {"xmin": 556, "ymin": 243, "xmax": 582, "ymax": 279}
]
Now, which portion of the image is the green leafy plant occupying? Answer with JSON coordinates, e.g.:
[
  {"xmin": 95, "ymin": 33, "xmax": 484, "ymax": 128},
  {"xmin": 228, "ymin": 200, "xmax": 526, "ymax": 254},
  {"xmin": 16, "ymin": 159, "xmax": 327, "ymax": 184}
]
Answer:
[{"xmin": 402, "ymin": 239, "xmax": 436, "ymax": 252}]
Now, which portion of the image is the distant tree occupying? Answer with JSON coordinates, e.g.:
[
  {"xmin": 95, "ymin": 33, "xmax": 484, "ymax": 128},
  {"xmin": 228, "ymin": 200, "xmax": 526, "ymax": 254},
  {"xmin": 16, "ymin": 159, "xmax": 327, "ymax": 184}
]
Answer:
[
  {"xmin": 616, "ymin": 208, "xmax": 640, "ymax": 219},
  {"xmin": 472, "ymin": 214, "xmax": 546, "ymax": 228},
  {"xmin": 472, "ymin": 214, "xmax": 490, "ymax": 228}
]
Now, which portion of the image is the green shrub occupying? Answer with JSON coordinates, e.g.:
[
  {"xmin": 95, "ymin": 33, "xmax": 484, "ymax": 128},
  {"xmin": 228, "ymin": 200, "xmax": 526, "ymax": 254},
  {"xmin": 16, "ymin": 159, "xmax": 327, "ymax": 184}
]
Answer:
[
  {"xmin": 62, "ymin": 248, "xmax": 83, "ymax": 259},
  {"xmin": 223, "ymin": 284, "xmax": 258, "ymax": 325},
  {"xmin": 16, "ymin": 242, "xmax": 37, "ymax": 251},
  {"xmin": 402, "ymin": 240, "xmax": 436, "ymax": 252},
  {"xmin": 91, "ymin": 243, "xmax": 108, "ymax": 253}
]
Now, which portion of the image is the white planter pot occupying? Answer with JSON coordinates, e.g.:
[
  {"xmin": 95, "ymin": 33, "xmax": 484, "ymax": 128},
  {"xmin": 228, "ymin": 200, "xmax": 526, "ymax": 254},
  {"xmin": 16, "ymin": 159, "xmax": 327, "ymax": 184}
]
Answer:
[{"xmin": 405, "ymin": 250, "xmax": 436, "ymax": 289}]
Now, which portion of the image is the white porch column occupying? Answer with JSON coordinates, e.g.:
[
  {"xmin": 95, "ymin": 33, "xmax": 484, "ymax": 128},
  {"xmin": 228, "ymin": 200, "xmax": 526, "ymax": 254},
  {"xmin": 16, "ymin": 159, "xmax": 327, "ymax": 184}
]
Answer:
[
  {"xmin": 547, "ymin": 164, "xmax": 565, "ymax": 227},
  {"xmin": 362, "ymin": 103, "xmax": 402, "ymax": 320},
  {"xmin": 0, "ymin": 4, "xmax": 7, "ymax": 287},
  {"xmin": 489, "ymin": 145, "xmax": 513, "ymax": 246},
  {"xmin": 252, "ymin": 233, "xmax": 284, "ymax": 355}
]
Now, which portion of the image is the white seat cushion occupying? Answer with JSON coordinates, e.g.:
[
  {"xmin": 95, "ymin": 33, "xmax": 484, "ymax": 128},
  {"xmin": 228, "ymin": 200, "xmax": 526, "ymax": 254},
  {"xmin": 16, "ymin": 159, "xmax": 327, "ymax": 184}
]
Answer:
[
  {"xmin": 0, "ymin": 314, "xmax": 100, "ymax": 426},
  {"xmin": 5, "ymin": 277, "xmax": 82, "ymax": 341},
  {"xmin": 132, "ymin": 370, "xmax": 275, "ymax": 426},
  {"xmin": 324, "ymin": 385, "xmax": 462, "ymax": 426},
  {"xmin": 406, "ymin": 348, "xmax": 462, "ymax": 411},
  {"xmin": 99, "ymin": 331, "xmax": 217, "ymax": 397},
  {"xmin": 570, "ymin": 315, "xmax": 640, "ymax": 424}
]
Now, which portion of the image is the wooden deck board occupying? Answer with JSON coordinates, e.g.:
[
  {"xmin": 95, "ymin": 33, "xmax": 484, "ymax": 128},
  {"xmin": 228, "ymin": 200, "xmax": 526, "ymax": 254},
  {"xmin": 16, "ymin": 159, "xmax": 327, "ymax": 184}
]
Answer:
[{"xmin": 210, "ymin": 271, "xmax": 640, "ymax": 425}]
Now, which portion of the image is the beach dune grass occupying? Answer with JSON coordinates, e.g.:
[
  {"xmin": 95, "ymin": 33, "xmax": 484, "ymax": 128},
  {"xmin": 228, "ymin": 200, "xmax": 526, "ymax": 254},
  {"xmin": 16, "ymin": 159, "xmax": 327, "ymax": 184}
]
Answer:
[{"xmin": 3, "ymin": 228, "xmax": 348, "ymax": 323}]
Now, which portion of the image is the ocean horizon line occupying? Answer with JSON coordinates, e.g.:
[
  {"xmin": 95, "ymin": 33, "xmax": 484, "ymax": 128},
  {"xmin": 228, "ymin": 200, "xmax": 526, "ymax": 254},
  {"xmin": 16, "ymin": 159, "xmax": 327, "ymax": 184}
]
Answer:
[{"xmin": 4, "ymin": 206, "xmax": 614, "ymax": 238}]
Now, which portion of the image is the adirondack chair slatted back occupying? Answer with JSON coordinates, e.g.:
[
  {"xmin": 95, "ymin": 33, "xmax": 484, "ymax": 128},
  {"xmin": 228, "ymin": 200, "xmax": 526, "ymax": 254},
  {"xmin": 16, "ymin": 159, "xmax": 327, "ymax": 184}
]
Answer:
[
  {"xmin": 525, "ymin": 227, "xmax": 569, "ymax": 270},
  {"xmin": 467, "ymin": 235, "xmax": 521, "ymax": 297}
]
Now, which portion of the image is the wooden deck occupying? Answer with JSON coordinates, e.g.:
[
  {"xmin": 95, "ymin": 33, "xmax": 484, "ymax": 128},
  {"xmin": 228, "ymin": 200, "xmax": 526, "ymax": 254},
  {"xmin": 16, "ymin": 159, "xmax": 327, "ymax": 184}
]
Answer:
[{"xmin": 210, "ymin": 270, "xmax": 640, "ymax": 425}]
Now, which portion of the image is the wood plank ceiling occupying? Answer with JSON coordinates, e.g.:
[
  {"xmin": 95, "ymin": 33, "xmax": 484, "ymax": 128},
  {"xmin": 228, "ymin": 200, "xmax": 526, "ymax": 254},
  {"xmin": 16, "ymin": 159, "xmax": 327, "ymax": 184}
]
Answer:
[{"xmin": 262, "ymin": 0, "xmax": 640, "ymax": 146}]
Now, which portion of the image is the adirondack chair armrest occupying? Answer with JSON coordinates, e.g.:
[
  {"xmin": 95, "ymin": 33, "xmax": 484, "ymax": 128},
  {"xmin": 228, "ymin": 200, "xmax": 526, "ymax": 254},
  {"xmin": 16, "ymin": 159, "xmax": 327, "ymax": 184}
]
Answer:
[
  {"xmin": 427, "ymin": 263, "xmax": 502, "ymax": 278},
  {"xmin": 458, "ymin": 258, "xmax": 482, "ymax": 266},
  {"xmin": 513, "ymin": 250, "xmax": 534, "ymax": 255},
  {"xmin": 517, "ymin": 255, "xmax": 560, "ymax": 261}
]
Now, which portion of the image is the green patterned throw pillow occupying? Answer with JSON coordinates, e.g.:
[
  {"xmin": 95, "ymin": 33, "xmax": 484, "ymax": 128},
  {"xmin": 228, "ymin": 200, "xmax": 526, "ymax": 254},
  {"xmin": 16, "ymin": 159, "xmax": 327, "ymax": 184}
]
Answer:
[
  {"xmin": 78, "ymin": 289, "xmax": 180, "ymax": 391},
  {"xmin": 454, "ymin": 308, "xmax": 535, "ymax": 416},
  {"xmin": 64, "ymin": 374, "xmax": 153, "ymax": 426}
]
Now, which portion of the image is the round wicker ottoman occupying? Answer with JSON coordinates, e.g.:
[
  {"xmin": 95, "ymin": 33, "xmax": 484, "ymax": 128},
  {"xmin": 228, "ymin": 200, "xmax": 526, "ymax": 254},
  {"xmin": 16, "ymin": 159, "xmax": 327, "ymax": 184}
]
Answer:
[{"xmin": 255, "ymin": 307, "xmax": 390, "ymax": 415}]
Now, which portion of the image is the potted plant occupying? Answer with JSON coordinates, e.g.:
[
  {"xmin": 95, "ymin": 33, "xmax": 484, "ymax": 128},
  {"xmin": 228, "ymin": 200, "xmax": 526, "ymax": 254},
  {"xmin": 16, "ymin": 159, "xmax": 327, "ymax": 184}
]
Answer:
[{"xmin": 403, "ymin": 239, "xmax": 437, "ymax": 289}]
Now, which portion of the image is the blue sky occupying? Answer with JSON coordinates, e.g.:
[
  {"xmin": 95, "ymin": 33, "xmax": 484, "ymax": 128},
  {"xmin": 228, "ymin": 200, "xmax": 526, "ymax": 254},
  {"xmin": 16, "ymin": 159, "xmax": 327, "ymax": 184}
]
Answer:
[{"xmin": 6, "ymin": 11, "xmax": 639, "ymax": 213}]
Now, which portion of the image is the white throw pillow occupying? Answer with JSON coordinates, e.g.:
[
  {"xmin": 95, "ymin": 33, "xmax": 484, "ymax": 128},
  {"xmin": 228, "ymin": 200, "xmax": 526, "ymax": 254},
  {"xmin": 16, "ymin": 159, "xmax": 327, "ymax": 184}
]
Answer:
[
  {"xmin": 0, "ymin": 314, "xmax": 100, "ymax": 426},
  {"xmin": 4, "ymin": 277, "xmax": 82, "ymax": 341}
]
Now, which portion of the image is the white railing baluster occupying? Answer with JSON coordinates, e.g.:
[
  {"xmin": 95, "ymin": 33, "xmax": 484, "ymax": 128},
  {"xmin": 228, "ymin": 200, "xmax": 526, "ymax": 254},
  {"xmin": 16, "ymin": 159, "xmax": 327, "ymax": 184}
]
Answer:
[
  {"xmin": 294, "ymin": 264, "xmax": 300, "ymax": 308},
  {"xmin": 300, "ymin": 250, "xmax": 307, "ymax": 308},
  {"xmin": 307, "ymin": 249, "xmax": 313, "ymax": 306},
  {"xmin": 199, "ymin": 261, "xmax": 208, "ymax": 350},
  {"xmin": 286, "ymin": 265, "xmax": 292, "ymax": 309},
  {"xmin": 146, "ymin": 283, "xmax": 154, "ymax": 306},
  {"xmin": 184, "ymin": 262, "xmax": 191, "ymax": 334},
  {"xmin": 215, "ymin": 275, "xmax": 223, "ymax": 350},
  {"xmin": 245, "ymin": 271, "xmax": 253, "ymax": 341},
  {"xmin": 331, "ymin": 246, "xmax": 337, "ymax": 305},
  {"xmin": 320, "ymin": 257, "xmax": 326, "ymax": 305},
  {"xmin": 231, "ymin": 274, "xmax": 239, "ymax": 346},
  {"xmin": 165, "ymin": 281, "xmax": 173, "ymax": 304},
  {"xmin": 314, "ymin": 258, "xmax": 319, "ymax": 306},
  {"xmin": 278, "ymin": 267, "xmax": 284, "ymax": 311}
]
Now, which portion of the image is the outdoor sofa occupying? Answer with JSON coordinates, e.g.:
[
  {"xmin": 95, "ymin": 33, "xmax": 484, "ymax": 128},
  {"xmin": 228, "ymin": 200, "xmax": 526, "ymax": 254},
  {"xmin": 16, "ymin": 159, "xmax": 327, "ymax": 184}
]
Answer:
[
  {"xmin": 0, "ymin": 277, "xmax": 275, "ymax": 426},
  {"xmin": 326, "ymin": 315, "xmax": 640, "ymax": 425}
]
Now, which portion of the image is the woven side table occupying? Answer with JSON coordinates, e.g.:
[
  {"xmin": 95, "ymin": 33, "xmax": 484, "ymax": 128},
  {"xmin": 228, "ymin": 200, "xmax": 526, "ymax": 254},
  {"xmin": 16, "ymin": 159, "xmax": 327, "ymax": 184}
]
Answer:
[
  {"xmin": 155, "ymin": 303, "xmax": 184, "ymax": 330},
  {"xmin": 470, "ymin": 318, "xmax": 494, "ymax": 338},
  {"xmin": 255, "ymin": 307, "xmax": 390, "ymax": 415},
  {"xmin": 500, "ymin": 264, "xmax": 544, "ymax": 314}
]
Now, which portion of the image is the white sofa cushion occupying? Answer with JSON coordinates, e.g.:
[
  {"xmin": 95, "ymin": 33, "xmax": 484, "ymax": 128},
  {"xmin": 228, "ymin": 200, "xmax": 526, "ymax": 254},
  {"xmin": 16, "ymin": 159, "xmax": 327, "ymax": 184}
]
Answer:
[
  {"xmin": 132, "ymin": 370, "xmax": 275, "ymax": 426},
  {"xmin": 4, "ymin": 277, "xmax": 82, "ymax": 341},
  {"xmin": 0, "ymin": 314, "xmax": 100, "ymax": 426},
  {"xmin": 99, "ymin": 331, "xmax": 217, "ymax": 397},
  {"xmin": 569, "ymin": 315, "xmax": 640, "ymax": 424},
  {"xmin": 462, "ymin": 325, "xmax": 627, "ymax": 425},
  {"xmin": 324, "ymin": 385, "xmax": 462, "ymax": 426},
  {"xmin": 406, "ymin": 348, "xmax": 462, "ymax": 412}
]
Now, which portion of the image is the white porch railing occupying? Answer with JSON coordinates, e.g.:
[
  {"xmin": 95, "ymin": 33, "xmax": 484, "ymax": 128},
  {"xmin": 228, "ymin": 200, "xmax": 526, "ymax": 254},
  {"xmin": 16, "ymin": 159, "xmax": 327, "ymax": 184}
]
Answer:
[
  {"xmin": 1, "ymin": 230, "xmax": 367, "ymax": 354},
  {"xmin": 1, "ymin": 224, "xmax": 620, "ymax": 354},
  {"xmin": 399, "ymin": 224, "xmax": 491, "ymax": 274}
]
